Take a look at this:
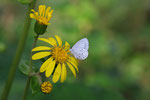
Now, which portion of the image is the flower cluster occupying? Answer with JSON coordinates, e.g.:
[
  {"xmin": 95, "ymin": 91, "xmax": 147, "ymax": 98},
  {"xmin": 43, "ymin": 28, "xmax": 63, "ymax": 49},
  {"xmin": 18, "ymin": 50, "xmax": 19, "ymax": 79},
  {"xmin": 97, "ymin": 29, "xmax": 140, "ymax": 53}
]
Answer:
[
  {"xmin": 30, "ymin": 5, "xmax": 53, "ymax": 25},
  {"xmin": 28, "ymin": 4, "xmax": 88, "ymax": 94},
  {"xmin": 32, "ymin": 35, "xmax": 78, "ymax": 83},
  {"xmin": 30, "ymin": 5, "xmax": 54, "ymax": 35}
]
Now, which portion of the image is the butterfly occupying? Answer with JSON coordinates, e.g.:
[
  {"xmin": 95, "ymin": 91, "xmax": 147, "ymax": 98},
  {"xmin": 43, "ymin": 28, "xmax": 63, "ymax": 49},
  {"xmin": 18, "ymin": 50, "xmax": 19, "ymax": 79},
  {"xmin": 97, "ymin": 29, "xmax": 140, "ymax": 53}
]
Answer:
[{"xmin": 70, "ymin": 38, "xmax": 89, "ymax": 60}]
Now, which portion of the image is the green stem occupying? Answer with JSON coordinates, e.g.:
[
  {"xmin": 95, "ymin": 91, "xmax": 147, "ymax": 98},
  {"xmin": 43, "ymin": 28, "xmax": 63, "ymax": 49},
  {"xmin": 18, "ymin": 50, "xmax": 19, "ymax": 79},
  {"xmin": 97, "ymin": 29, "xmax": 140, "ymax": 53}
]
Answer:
[
  {"xmin": 0, "ymin": 1, "xmax": 36, "ymax": 100},
  {"xmin": 22, "ymin": 35, "xmax": 39, "ymax": 100},
  {"xmin": 21, "ymin": 77, "xmax": 31, "ymax": 100}
]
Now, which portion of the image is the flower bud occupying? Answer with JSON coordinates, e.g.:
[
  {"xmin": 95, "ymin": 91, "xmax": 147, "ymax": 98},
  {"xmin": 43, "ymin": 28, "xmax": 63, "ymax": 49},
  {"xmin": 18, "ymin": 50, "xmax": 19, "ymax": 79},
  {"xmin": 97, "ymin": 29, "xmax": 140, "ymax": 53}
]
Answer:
[
  {"xmin": 34, "ymin": 21, "xmax": 47, "ymax": 35},
  {"xmin": 41, "ymin": 81, "xmax": 52, "ymax": 94}
]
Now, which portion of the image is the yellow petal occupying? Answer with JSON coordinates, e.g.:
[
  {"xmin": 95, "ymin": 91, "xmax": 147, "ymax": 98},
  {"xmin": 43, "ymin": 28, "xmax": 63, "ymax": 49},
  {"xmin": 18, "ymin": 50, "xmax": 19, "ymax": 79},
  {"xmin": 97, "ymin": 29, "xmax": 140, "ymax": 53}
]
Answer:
[
  {"xmin": 30, "ymin": 14, "xmax": 35, "ymax": 18},
  {"xmin": 64, "ymin": 65, "xmax": 67, "ymax": 81},
  {"xmin": 34, "ymin": 12, "xmax": 38, "ymax": 17},
  {"xmin": 50, "ymin": 9, "xmax": 53, "ymax": 15},
  {"xmin": 68, "ymin": 60, "xmax": 79, "ymax": 72},
  {"xmin": 31, "ymin": 9, "xmax": 36, "ymax": 13},
  {"xmin": 52, "ymin": 63, "xmax": 61, "ymax": 83},
  {"xmin": 32, "ymin": 52, "xmax": 51, "ymax": 60},
  {"xmin": 67, "ymin": 62, "xmax": 76, "ymax": 78},
  {"xmin": 45, "ymin": 7, "xmax": 51, "ymax": 17},
  {"xmin": 47, "ymin": 10, "xmax": 53, "ymax": 21},
  {"xmin": 45, "ymin": 60, "xmax": 56, "ymax": 77},
  {"xmin": 40, "ymin": 57, "xmax": 53, "ymax": 72},
  {"xmin": 44, "ymin": 22, "xmax": 49, "ymax": 25},
  {"xmin": 47, "ymin": 14, "xmax": 52, "ymax": 22},
  {"xmin": 31, "ymin": 9, "xmax": 38, "ymax": 17},
  {"xmin": 69, "ymin": 57, "xmax": 78, "ymax": 65},
  {"xmin": 39, "ymin": 5, "xmax": 44, "ymax": 16},
  {"xmin": 55, "ymin": 35, "xmax": 62, "ymax": 46},
  {"xmin": 32, "ymin": 46, "xmax": 51, "ymax": 51},
  {"xmin": 38, "ymin": 38, "xmax": 56, "ymax": 46},
  {"xmin": 48, "ymin": 37, "xmax": 57, "ymax": 46},
  {"xmin": 60, "ymin": 63, "xmax": 67, "ymax": 83},
  {"xmin": 42, "ymin": 5, "xmax": 46, "ymax": 16},
  {"xmin": 65, "ymin": 41, "xmax": 70, "ymax": 50}
]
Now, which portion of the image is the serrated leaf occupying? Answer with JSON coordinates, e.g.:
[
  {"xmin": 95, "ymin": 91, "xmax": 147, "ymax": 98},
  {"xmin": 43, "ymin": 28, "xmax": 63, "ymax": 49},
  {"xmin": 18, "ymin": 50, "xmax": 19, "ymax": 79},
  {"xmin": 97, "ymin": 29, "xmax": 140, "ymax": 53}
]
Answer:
[
  {"xmin": 30, "ymin": 76, "xmax": 40, "ymax": 95},
  {"xmin": 19, "ymin": 61, "xmax": 30, "ymax": 76},
  {"xmin": 18, "ymin": 0, "xmax": 32, "ymax": 5}
]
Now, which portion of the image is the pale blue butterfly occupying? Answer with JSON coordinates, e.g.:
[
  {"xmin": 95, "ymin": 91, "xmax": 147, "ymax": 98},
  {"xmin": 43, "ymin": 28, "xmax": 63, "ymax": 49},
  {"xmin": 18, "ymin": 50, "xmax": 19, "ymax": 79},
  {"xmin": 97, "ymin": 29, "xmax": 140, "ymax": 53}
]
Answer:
[{"xmin": 70, "ymin": 38, "xmax": 89, "ymax": 60}]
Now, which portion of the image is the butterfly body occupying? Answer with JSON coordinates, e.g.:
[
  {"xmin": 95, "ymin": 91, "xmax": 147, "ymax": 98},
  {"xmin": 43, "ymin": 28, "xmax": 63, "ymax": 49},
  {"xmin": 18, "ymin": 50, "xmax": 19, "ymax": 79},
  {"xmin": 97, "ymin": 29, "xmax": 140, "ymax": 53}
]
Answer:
[{"xmin": 70, "ymin": 38, "xmax": 89, "ymax": 60}]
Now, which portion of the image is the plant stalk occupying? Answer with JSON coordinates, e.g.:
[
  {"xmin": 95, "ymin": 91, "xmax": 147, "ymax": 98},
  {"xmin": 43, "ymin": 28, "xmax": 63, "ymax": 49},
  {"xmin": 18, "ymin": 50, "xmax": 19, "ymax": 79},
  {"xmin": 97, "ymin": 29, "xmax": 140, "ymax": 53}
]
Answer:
[
  {"xmin": 22, "ymin": 35, "xmax": 39, "ymax": 100},
  {"xmin": 0, "ymin": 0, "xmax": 36, "ymax": 100}
]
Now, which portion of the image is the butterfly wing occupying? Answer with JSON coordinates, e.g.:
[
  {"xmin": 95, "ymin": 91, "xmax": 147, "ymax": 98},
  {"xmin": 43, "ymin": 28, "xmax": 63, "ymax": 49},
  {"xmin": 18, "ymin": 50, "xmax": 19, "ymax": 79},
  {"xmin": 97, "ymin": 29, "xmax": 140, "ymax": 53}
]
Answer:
[
  {"xmin": 72, "ymin": 38, "xmax": 89, "ymax": 50},
  {"xmin": 70, "ymin": 38, "xmax": 89, "ymax": 60},
  {"xmin": 73, "ymin": 48, "xmax": 88, "ymax": 60}
]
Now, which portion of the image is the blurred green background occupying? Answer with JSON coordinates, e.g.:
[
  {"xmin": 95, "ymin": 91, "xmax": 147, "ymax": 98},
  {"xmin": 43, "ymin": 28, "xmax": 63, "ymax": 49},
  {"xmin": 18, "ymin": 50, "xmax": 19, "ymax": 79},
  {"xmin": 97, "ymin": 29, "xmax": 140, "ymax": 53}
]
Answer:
[{"xmin": 1, "ymin": 0, "xmax": 150, "ymax": 100}]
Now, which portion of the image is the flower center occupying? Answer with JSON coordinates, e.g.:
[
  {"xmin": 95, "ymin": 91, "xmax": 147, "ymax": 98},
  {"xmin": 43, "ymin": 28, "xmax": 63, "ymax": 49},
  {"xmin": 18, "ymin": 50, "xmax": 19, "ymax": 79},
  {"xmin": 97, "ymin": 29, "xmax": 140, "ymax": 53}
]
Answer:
[
  {"xmin": 52, "ymin": 46, "xmax": 70, "ymax": 63},
  {"xmin": 38, "ymin": 16, "xmax": 48, "ymax": 24}
]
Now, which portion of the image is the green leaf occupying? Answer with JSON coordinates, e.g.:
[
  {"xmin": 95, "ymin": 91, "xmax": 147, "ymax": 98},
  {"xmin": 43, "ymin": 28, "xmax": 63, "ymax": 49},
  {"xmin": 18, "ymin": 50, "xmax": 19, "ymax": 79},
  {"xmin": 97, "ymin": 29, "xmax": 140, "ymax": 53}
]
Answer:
[
  {"xmin": 30, "ymin": 76, "xmax": 40, "ymax": 95},
  {"xmin": 18, "ymin": 0, "xmax": 32, "ymax": 5},
  {"xmin": 32, "ymin": 66, "xmax": 39, "ymax": 73},
  {"xmin": 19, "ymin": 61, "xmax": 30, "ymax": 76}
]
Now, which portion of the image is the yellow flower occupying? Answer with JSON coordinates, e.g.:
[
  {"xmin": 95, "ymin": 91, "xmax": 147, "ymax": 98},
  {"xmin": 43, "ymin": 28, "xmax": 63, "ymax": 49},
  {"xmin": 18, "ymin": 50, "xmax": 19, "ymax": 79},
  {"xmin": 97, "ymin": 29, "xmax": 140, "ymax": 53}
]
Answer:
[
  {"xmin": 32, "ymin": 35, "xmax": 78, "ymax": 83},
  {"xmin": 41, "ymin": 81, "xmax": 52, "ymax": 94},
  {"xmin": 30, "ymin": 5, "xmax": 53, "ymax": 25}
]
